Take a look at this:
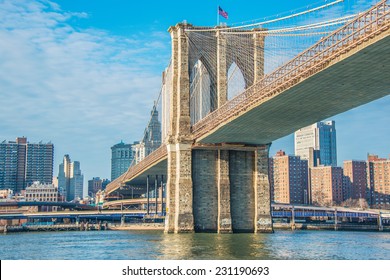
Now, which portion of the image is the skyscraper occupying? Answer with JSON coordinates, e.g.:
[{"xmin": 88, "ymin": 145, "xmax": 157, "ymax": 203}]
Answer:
[
  {"xmin": 0, "ymin": 140, "xmax": 18, "ymax": 191},
  {"xmin": 295, "ymin": 120, "xmax": 337, "ymax": 166},
  {"xmin": 58, "ymin": 155, "xmax": 84, "ymax": 201},
  {"xmin": 25, "ymin": 141, "xmax": 54, "ymax": 188},
  {"xmin": 70, "ymin": 161, "xmax": 83, "ymax": 200},
  {"xmin": 111, "ymin": 141, "xmax": 134, "ymax": 181},
  {"xmin": 0, "ymin": 137, "xmax": 54, "ymax": 192},
  {"xmin": 134, "ymin": 106, "xmax": 162, "ymax": 164},
  {"xmin": 145, "ymin": 105, "xmax": 162, "ymax": 147}
]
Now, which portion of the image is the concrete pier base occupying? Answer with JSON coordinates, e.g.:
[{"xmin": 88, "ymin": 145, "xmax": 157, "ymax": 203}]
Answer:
[
  {"xmin": 193, "ymin": 150, "xmax": 218, "ymax": 232},
  {"xmin": 230, "ymin": 150, "xmax": 255, "ymax": 233},
  {"xmin": 164, "ymin": 144, "xmax": 177, "ymax": 233},
  {"xmin": 165, "ymin": 144, "xmax": 274, "ymax": 234},
  {"xmin": 217, "ymin": 150, "xmax": 232, "ymax": 233}
]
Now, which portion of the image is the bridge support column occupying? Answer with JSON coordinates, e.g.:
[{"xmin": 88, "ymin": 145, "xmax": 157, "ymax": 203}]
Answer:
[
  {"xmin": 230, "ymin": 150, "xmax": 255, "ymax": 232},
  {"xmin": 165, "ymin": 23, "xmax": 181, "ymax": 233},
  {"xmin": 254, "ymin": 144, "xmax": 273, "ymax": 233},
  {"xmin": 378, "ymin": 212, "xmax": 383, "ymax": 232},
  {"xmin": 166, "ymin": 23, "xmax": 194, "ymax": 233},
  {"xmin": 146, "ymin": 175, "xmax": 150, "ymax": 215},
  {"xmin": 217, "ymin": 149, "xmax": 232, "ymax": 233},
  {"xmin": 290, "ymin": 206, "xmax": 296, "ymax": 231},
  {"xmin": 160, "ymin": 175, "xmax": 164, "ymax": 215},
  {"xmin": 155, "ymin": 175, "xmax": 158, "ymax": 215},
  {"xmin": 174, "ymin": 23, "xmax": 194, "ymax": 233},
  {"xmin": 193, "ymin": 149, "xmax": 218, "ymax": 232},
  {"xmin": 174, "ymin": 143, "xmax": 194, "ymax": 233},
  {"xmin": 164, "ymin": 144, "xmax": 177, "ymax": 233}
]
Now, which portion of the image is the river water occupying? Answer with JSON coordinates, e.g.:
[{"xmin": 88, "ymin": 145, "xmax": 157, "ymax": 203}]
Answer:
[{"xmin": 1, "ymin": 230, "xmax": 389, "ymax": 260}]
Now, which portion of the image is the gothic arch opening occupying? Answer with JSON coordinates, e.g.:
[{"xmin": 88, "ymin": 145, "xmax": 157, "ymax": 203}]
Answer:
[
  {"xmin": 227, "ymin": 62, "xmax": 246, "ymax": 100},
  {"xmin": 190, "ymin": 60, "xmax": 212, "ymax": 125}
]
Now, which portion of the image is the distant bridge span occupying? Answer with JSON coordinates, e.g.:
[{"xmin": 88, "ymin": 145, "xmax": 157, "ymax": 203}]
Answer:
[{"xmin": 0, "ymin": 201, "xmax": 96, "ymax": 210}]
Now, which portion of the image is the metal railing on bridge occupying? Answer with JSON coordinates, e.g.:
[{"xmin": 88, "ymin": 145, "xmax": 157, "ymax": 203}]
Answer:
[{"xmin": 106, "ymin": 0, "xmax": 390, "ymax": 196}]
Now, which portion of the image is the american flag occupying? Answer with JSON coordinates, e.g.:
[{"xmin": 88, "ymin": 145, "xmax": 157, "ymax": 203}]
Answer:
[{"xmin": 218, "ymin": 6, "xmax": 228, "ymax": 19}]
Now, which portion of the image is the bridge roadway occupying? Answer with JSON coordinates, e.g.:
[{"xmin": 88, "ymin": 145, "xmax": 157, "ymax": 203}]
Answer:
[{"xmin": 106, "ymin": 2, "xmax": 390, "ymax": 194}]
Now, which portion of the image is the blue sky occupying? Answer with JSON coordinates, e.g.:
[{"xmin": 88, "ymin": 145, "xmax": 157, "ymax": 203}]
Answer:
[{"xmin": 0, "ymin": 0, "xmax": 388, "ymax": 190}]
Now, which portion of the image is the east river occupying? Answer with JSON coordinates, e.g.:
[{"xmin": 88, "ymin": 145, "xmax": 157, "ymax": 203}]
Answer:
[{"xmin": 1, "ymin": 230, "xmax": 390, "ymax": 260}]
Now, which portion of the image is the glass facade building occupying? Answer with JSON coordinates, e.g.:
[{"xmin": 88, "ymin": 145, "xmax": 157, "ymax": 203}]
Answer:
[{"xmin": 295, "ymin": 121, "xmax": 337, "ymax": 167}]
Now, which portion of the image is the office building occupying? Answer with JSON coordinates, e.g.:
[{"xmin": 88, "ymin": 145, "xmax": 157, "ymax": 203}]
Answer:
[
  {"xmin": 310, "ymin": 166, "xmax": 343, "ymax": 206},
  {"xmin": 0, "ymin": 137, "xmax": 54, "ymax": 192},
  {"xmin": 295, "ymin": 121, "xmax": 337, "ymax": 166},
  {"xmin": 111, "ymin": 141, "xmax": 134, "ymax": 181},
  {"xmin": 25, "ymin": 141, "xmax": 54, "ymax": 189},
  {"xmin": 58, "ymin": 155, "xmax": 84, "ymax": 201}
]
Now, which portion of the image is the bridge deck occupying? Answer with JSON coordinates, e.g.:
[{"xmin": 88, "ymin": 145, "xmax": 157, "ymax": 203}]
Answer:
[
  {"xmin": 197, "ymin": 28, "xmax": 390, "ymax": 144},
  {"xmin": 106, "ymin": 2, "xmax": 390, "ymax": 194}
]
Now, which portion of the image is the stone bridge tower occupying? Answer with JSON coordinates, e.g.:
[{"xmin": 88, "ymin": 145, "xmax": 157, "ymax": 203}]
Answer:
[{"xmin": 165, "ymin": 23, "xmax": 272, "ymax": 234}]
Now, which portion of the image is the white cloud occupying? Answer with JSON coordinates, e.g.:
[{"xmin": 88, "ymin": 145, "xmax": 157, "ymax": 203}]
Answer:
[{"xmin": 0, "ymin": 0, "xmax": 171, "ymax": 182}]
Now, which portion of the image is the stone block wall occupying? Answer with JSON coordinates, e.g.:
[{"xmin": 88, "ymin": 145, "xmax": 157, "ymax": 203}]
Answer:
[
  {"xmin": 229, "ymin": 150, "xmax": 255, "ymax": 232},
  {"xmin": 192, "ymin": 150, "xmax": 218, "ymax": 232}
]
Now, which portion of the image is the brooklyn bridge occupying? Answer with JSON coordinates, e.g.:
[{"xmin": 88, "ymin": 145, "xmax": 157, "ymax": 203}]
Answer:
[{"xmin": 104, "ymin": 0, "xmax": 390, "ymax": 233}]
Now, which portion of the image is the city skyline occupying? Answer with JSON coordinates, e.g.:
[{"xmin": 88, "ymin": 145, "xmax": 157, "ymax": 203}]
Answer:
[{"xmin": 0, "ymin": 0, "xmax": 388, "ymax": 184}]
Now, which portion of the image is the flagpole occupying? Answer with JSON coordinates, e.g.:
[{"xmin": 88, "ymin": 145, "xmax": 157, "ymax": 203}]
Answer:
[{"xmin": 217, "ymin": 6, "xmax": 219, "ymax": 26}]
